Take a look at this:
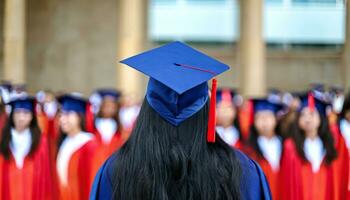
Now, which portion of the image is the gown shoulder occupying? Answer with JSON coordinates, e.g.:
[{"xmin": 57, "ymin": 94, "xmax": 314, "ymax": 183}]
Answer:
[
  {"xmin": 234, "ymin": 149, "xmax": 272, "ymax": 200},
  {"xmin": 90, "ymin": 152, "xmax": 118, "ymax": 200}
]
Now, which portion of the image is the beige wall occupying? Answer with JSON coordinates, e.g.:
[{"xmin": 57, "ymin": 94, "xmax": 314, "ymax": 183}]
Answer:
[
  {"xmin": 26, "ymin": 0, "xmax": 118, "ymax": 94},
  {"xmin": 266, "ymin": 50, "xmax": 342, "ymax": 91},
  {"xmin": 204, "ymin": 46, "xmax": 342, "ymax": 92},
  {"xmin": 0, "ymin": 0, "xmax": 4, "ymax": 79},
  {"xmin": 0, "ymin": 1, "xmax": 343, "ymax": 95}
]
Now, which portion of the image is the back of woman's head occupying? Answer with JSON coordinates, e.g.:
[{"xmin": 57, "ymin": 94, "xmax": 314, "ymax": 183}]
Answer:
[{"xmin": 111, "ymin": 100, "xmax": 241, "ymax": 200}]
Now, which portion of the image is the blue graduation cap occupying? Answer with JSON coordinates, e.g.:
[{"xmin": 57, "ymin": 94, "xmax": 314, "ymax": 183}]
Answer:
[
  {"xmin": 96, "ymin": 89, "xmax": 121, "ymax": 100},
  {"xmin": 58, "ymin": 94, "xmax": 87, "ymax": 114},
  {"xmin": 252, "ymin": 99, "xmax": 283, "ymax": 114},
  {"xmin": 8, "ymin": 96, "xmax": 35, "ymax": 112},
  {"xmin": 216, "ymin": 88, "xmax": 242, "ymax": 107},
  {"xmin": 120, "ymin": 41, "xmax": 230, "ymax": 142},
  {"xmin": 298, "ymin": 92, "xmax": 329, "ymax": 116}
]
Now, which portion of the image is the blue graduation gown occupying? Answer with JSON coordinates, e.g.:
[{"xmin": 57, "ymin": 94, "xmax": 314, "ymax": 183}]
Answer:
[{"xmin": 90, "ymin": 149, "xmax": 271, "ymax": 200}]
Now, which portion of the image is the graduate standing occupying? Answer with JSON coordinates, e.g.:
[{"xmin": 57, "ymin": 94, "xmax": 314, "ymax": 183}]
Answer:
[
  {"xmin": 247, "ymin": 99, "xmax": 284, "ymax": 200},
  {"xmin": 56, "ymin": 94, "xmax": 98, "ymax": 200},
  {"xmin": 91, "ymin": 41, "xmax": 271, "ymax": 200},
  {"xmin": 89, "ymin": 89, "xmax": 126, "ymax": 173},
  {"xmin": 35, "ymin": 90, "xmax": 60, "ymax": 174},
  {"xmin": 215, "ymin": 88, "xmax": 244, "ymax": 149},
  {"xmin": 280, "ymin": 93, "xmax": 338, "ymax": 200},
  {"xmin": 0, "ymin": 97, "xmax": 53, "ymax": 200},
  {"xmin": 337, "ymin": 90, "xmax": 350, "ymax": 199}
]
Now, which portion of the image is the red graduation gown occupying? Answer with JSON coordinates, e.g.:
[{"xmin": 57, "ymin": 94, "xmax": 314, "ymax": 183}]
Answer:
[
  {"xmin": 248, "ymin": 151, "xmax": 282, "ymax": 200},
  {"xmin": 280, "ymin": 138, "xmax": 336, "ymax": 200},
  {"xmin": 92, "ymin": 130, "xmax": 127, "ymax": 176},
  {"xmin": 36, "ymin": 111, "xmax": 61, "ymax": 191},
  {"xmin": 237, "ymin": 100, "xmax": 253, "ymax": 141},
  {"xmin": 0, "ymin": 136, "xmax": 54, "ymax": 200},
  {"xmin": 331, "ymin": 122, "xmax": 350, "ymax": 200},
  {"xmin": 0, "ymin": 112, "xmax": 7, "ymax": 135},
  {"xmin": 56, "ymin": 139, "xmax": 99, "ymax": 200}
]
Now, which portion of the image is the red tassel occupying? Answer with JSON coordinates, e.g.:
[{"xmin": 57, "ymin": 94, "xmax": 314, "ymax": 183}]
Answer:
[
  {"xmin": 207, "ymin": 78, "xmax": 217, "ymax": 143},
  {"xmin": 85, "ymin": 103, "xmax": 95, "ymax": 133},
  {"xmin": 308, "ymin": 93, "xmax": 315, "ymax": 112}
]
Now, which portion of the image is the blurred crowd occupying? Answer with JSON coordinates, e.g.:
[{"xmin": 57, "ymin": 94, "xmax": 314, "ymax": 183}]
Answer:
[
  {"xmin": 0, "ymin": 81, "xmax": 141, "ymax": 200},
  {"xmin": 0, "ymin": 80, "xmax": 350, "ymax": 200}
]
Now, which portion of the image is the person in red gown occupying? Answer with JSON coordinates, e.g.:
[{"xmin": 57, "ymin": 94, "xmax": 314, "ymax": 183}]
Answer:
[
  {"xmin": 118, "ymin": 92, "xmax": 141, "ymax": 133},
  {"xmin": 247, "ymin": 98, "xmax": 284, "ymax": 200},
  {"xmin": 0, "ymin": 96, "xmax": 53, "ymax": 200},
  {"xmin": 337, "ymin": 90, "xmax": 350, "ymax": 199},
  {"xmin": 280, "ymin": 92, "xmax": 339, "ymax": 200},
  {"xmin": 35, "ymin": 90, "xmax": 60, "ymax": 175},
  {"xmin": 55, "ymin": 94, "xmax": 98, "ymax": 200},
  {"xmin": 89, "ymin": 89, "xmax": 127, "ymax": 173},
  {"xmin": 215, "ymin": 88, "xmax": 244, "ymax": 150}
]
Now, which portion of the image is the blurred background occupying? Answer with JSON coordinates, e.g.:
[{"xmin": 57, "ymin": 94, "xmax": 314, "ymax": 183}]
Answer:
[{"xmin": 0, "ymin": 0, "xmax": 348, "ymax": 98}]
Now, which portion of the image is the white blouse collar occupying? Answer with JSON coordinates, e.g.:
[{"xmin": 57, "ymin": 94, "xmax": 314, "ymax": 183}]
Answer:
[
  {"xmin": 257, "ymin": 136, "xmax": 282, "ymax": 171},
  {"xmin": 56, "ymin": 132, "xmax": 93, "ymax": 186},
  {"xmin": 216, "ymin": 126, "xmax": 239, "ymax": 146},
  {"xmin": 95, "ymin": 118, "xmax": 117, "ymax": 144},
  {"xmin": 10, "ymin": 128, "xmax": 32, "ymax": 169},
  {"xmin": 340, "ymin": 119, "xmax": 350, "ymax": 149},
  {"xmin": 304, "ymin": 136, "xmax": 325, "ymax": 173}
]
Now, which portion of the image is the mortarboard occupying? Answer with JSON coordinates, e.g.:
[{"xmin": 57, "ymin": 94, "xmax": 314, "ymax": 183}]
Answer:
[
  {"xmin": 8, "ymin": 96, "xmax": 35, "ymax": 112},
  {"xmin": 96, "ymin": 89, "xmax": 121, "ymax": 100},
  {"xmin": 58, "ymin": 94, "xmax": 88, "ymax": 114},
  {"xmin": 252, "ymin": 98, "xmax": 283, "ymax": 114},
  {"xmin": 298, "ymin": 92, "xmax": 330, "ymax": 116},
  {"xmin": 120, "ymin": 41, "xmax": 229, "ymax": 142}
]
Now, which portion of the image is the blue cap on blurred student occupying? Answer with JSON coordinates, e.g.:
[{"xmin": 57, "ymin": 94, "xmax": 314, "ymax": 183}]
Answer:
[
  {"xmin": 96, "ymin": 89, "xmax": 120, "ymax": 100},
  {"xmin": 58, "ymin": 94, "xmax": 88, "ymax": 114},
  {"xmin": 298, "ymin": 92, "xmax": 330, "ymax": 116},
  {"xmin": 8, "ymin": 96, "xmax": 36, "ymax": 112},
  {"xmin": 252, "ymin": 98, "xmax": 284, "ymax": 114}
]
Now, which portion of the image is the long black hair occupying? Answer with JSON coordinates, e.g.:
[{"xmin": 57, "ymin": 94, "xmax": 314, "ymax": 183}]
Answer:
[
  {"xmin": 233, "ymin": 110, "xmax": 243, "ymax": 142},
  {"xmin": 340, "ymin": 89, "xmax": 350, "ymax": 120},
  {"xmin": 0, "ymin": 110, "xmax": 41, "ymax": 160},
  {"xmin": 290, "ymin": 112, "xmax": 337, "ymax": 164},
  {"xmin": 110, "ymin": 100, "xmax": 242, "ymax": 200}
]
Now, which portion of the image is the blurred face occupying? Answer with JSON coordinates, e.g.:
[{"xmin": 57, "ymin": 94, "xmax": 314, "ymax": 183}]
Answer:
[
  {"xmin": 254, "ymin": 111, "xmax": 276, "ymax": 138},
  {"xmin": 298, "ymin": 107, "xmax": 321, "ymax": 138},
  {"xmin": 59, "ymin": 111, "xmax": 81, "ymax": 135},
  {"xmin": 100, "ymin": 98, "xmax": 118, "ymax": 118},
  {"xmin": 44, "ymin": 92, "xmax": 55, "ymax": 103},
  {"xmin": 13, "ymin": 109, "xmax": 33, "ymax": 132},
  {"xmin": 216, "ymin": 102, "xmax": 236, "ymax": 127}
]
